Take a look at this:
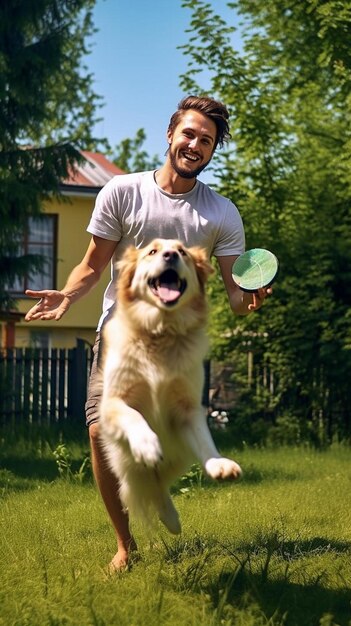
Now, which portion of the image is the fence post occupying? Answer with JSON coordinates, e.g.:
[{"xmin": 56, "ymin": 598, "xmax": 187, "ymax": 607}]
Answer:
[
  {"xmin": 68, "ymin": 339, "xmax": 88, "ymax": 421},
  {"xmin": 202, "ymin": 359, "xmax": 211, "ymax": 408}
]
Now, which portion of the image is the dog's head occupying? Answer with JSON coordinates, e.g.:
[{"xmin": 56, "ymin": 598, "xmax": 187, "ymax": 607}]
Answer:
[{"xmin": 116, "ymin": 239, "xmax": 214, "ymax": 330}]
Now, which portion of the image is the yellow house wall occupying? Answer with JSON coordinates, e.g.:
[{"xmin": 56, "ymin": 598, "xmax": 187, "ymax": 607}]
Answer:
[{"xmin": 16, "ymin": 192, "xmax": 111, "ymax": 348}]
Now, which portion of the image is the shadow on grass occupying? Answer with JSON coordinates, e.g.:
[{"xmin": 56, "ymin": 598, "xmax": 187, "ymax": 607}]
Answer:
[
  {"xmin": 1, "ymin": 424, "xmax": 300, "ymax": 497},
  {"xmin": 0, "ymin": 421, "xmax": 89, "ymax": 491},
  {"xmin": 1, "ymin": 457, "xmax": 59, "ymax": 482},
  {"xmin": 235, "ymin": 535, "xmax": 351, "ymax": 560},
  {"xmin": 159, "ymin": 534, "xmax": 351, "ymax": 626},
  {"xmin": 0, "ymin": 423, "xmax": 92, "ymax": 492},
  {"xmin": 0, "ymin": 460, "xmax": 93, "ymax": 496},
  {"xmin": 207, "ymin": 567, "xmax": 351, "ymax": 626},
  {"xmin": 1, "ymin": 457, "xmax": 298, "ymax": 497},
  {"xmin": 238, "ymin": 464, "xmax": 301, "ymax": 485},
  {"xmin": 171, "ymin": 463, "xmax": 302, "ymax": 495},
  {"xmin": 1, "ymin": 456, "xmax": 93, "ymax": 491}
]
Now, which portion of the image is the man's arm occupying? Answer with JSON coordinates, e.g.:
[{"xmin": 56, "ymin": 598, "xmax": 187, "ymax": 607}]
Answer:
[
  {"xmin": 216, "ymin": 255, "xmax": 272, "ymax": 316},
  {"xmin": 25, "ymin": 235, "xmax": 117, "ymax": 322}
]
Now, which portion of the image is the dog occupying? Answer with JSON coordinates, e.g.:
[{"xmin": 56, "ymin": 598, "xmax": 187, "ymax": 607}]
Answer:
[{"xmin": 100, "ymin": 238, "xmax": 242, "ymax": 535}]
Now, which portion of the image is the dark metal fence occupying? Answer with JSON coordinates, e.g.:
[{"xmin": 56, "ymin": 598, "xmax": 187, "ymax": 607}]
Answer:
[{"xmin": 0, "ymin": 339, "xmax": 92, "ymax": 425}]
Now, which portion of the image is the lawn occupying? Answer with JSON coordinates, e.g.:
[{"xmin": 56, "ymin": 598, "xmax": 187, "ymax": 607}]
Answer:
[{"xmin": 0, "ymin": 431, "xmax": 350, "ymax": 626}]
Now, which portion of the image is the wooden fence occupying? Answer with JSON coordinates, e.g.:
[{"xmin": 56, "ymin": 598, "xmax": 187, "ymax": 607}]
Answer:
[
  {"xmin": 0, "ymin": 341, "xmax": 220, "ymax": 427},
  {"xmin": 0, "ymin": 339, "xmax": 92, "ymax": 425}
]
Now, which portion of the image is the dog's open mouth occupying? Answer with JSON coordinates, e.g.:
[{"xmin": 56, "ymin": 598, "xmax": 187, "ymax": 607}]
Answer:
[{"xmin": 148, "ymin": 269, "xmax": 187, "ymax": 306}]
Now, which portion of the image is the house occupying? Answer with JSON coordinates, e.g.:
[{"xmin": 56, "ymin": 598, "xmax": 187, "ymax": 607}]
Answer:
[{"xmin": 4, "ymin": 151, "xmax": 125, "ymax": 349}]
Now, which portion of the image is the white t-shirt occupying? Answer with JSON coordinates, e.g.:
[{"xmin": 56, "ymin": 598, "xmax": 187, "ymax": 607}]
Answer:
[{"xmin": 87, "ymin": 170, "xmax": 245, "ymax": 328}]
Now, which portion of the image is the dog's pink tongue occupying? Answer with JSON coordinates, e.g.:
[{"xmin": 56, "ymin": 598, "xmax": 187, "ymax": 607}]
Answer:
[{"xmin": 158, "ymin": 285, "xmax": 181, "ymax": 302}]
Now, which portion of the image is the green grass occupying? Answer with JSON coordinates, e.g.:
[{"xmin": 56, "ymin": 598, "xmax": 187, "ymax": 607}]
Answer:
[{"xmin": 0, "ymin": 433, "xmax": 350, "ymax": 626}]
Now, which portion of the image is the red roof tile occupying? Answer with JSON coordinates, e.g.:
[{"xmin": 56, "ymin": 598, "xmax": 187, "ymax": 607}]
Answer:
[{"xmin": 63, "ymin": 150, "xmax": 125, "ymax": 187}]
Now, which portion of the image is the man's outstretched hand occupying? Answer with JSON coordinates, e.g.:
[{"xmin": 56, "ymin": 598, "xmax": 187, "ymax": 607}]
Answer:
[{"xmin": 25, "ymin": 290, "xmax": 72, "ymax": 322}]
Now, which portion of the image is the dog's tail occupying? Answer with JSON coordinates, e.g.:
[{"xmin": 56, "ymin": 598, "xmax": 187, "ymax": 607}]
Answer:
[{"xmin": 118, "ymin": 468, "xmax": 181, "ymax": 535}]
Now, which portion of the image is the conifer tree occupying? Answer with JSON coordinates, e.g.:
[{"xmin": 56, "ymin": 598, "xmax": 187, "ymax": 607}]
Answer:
[{"xmin": 0, "ymin": 0, "xmax": 103, "ymax": 309}]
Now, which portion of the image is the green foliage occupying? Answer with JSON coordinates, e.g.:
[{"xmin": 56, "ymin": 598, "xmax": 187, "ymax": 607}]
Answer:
[
  {"xmin": 175, "ymin": 463, "xmax": 204, "ymax": 493},
  {"xmin": 112, "ymin": 128, "xmax": 161, "ymax": 173},
  {"xmin": 52, "ymin": 442, "xmax": 90, "ymax": 482},
  {"xmin": 181, "ymin": 0, "xmax": 351, "ymax": 440},
  {"xmin": 0, "ymin": 0, "xmax": 105, "ymax": 309}
]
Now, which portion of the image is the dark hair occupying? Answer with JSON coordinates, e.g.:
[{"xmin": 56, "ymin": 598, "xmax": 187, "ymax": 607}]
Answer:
[{"xmin": 168, "ymin": 95, "xmax": 231, "ymax": 149}]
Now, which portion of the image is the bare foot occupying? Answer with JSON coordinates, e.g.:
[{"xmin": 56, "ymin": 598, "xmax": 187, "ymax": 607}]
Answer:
[{"xmin": 108, "ymin": 539, "xmax": 139, "ymax": 573}]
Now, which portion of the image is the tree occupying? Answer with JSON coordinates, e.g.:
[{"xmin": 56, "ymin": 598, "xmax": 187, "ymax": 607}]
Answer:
[
  {"xmin": 0, "ymin": 0, "xmax": 104, "ymax": 309},
  {"xmin": 180, "ymin": 0, "xmax": 351, "ymax": 441},
  {"xmin": 112, "ymin": 128, "xmax": 161, "ymax": 173}
]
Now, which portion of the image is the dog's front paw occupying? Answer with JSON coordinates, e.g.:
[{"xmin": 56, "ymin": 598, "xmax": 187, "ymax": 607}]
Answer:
[
  {"xmin": 205, "ymin": 457, "xmax": 242, "ymax": 481},
  {"xmin": 127, "ymin": 424, "xmax": 163, "ymax": 467}
]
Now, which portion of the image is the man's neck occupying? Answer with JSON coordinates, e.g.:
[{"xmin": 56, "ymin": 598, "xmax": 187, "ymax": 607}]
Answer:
[{"xmin": 154, "ymin": 163, "xmax": 197, "ymax": 195}]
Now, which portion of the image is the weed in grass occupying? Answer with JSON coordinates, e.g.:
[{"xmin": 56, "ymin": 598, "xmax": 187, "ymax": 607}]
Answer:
[
  {"xmin": 52, "ymin": 442, "xmax": 91, "ymax": 483},
  {"xmin": 174, "ymin": 463, "xmax": 204, "ymax": 494}
]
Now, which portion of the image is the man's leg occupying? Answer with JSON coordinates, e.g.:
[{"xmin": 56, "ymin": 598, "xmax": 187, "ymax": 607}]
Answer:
[
  {"xmin": 89, "ymin": 422, "xmax": 137, "ymax": 570},
  {"xmin": 86, "ymin": 332, "xmax": 137, "ymax": 571}
]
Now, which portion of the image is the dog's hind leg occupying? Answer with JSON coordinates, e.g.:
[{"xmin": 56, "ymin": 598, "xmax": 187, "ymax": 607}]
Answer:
[{"xmin": 156, "ymin": 490, "xmax": 181, "ymax": 535}]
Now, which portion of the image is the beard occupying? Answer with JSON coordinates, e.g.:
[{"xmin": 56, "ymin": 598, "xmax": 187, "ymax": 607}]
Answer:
[{"xmin": 168, "ymin": 145, "xmax": 211, "ymax": 179}]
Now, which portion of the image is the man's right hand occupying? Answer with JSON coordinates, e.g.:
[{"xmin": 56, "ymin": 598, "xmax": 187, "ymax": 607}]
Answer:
[{"xmin": 24, "ymin": 290, "xmax": 72, "ymax": 322}]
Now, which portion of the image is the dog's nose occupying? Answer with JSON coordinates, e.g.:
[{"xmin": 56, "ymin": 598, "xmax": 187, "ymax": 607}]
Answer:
[{"xmin": 163, "ymin": 250, "xmax": 179, "ymax": 263}]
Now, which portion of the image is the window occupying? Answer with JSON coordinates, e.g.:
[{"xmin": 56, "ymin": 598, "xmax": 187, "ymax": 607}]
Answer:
[{"xmin": 10, "ymin": 215, "xmax": 57, "ymax": 294}]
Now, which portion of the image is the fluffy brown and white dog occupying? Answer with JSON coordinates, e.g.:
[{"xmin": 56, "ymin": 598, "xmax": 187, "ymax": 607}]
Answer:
[{"xmin": 100, "ymin": 238, "xmax": 242, "ymax": 535}]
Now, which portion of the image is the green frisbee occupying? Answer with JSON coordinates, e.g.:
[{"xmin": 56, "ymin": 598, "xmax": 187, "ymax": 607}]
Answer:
[{"xmin": 232, "ymin": 248, "xmax": 278, "ymax": 292}]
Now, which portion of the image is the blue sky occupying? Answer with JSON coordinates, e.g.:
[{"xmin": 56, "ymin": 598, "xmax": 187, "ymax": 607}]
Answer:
[{"xmin": 86, "ymin": 0, "xmax": 240, "ymax": 173}]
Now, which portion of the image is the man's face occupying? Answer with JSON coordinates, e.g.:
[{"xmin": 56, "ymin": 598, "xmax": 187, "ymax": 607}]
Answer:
[{"xmin": 167, "ymin": 110, "xmax": 217, "ymax": 179}]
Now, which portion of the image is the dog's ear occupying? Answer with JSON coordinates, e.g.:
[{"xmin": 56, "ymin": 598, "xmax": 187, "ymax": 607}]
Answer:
[
  {"xmin": 116, "ymin": 246, "xmax": 139, "ymax": 297},
  {"xmin": 188, "ymin": 247, "xmax": 215, "ymax": 291}
]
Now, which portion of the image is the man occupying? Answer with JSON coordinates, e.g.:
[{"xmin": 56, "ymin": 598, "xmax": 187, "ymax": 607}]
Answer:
[{"xmin": 25, "ymin": 95, "xmax": 271, "ymax": 571}]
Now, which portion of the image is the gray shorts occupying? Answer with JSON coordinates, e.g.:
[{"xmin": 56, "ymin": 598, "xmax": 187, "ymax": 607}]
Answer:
[{"xmin": 85, "ymin": 332, "xmax": 103, "ymax": 428}]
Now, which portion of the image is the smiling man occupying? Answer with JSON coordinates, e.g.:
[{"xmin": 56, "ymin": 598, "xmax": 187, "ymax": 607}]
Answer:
[
  {"xmin": 25, "ymin": 95, "xmax": 272, "ymax": 571},
  {"xmin": 166, "ymin": 109, "xmax": 216, "ymax": 181}
]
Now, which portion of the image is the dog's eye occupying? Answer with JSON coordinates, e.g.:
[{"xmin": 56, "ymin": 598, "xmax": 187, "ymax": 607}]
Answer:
[
  {"xmin": 148, "ymin": 249, "xmax": 158, "ymax": 256},
  {"xmin": 178, "ymin": 247, "xmax": 186, "ymax": 256}
]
